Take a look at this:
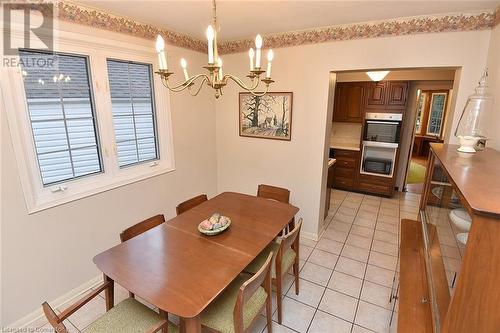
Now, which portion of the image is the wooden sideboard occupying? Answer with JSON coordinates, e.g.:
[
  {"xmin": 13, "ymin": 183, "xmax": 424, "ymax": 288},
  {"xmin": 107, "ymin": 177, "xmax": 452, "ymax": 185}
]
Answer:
[{"xmin": 398, "ymin": 144, "xmax": 500, "ymax": 332}]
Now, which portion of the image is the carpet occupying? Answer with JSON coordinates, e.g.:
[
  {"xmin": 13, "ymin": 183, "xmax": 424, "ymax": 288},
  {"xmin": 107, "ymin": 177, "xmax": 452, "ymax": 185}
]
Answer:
[{"xmin": 407, "ymin": 161, "xmax": 427, "ymax": 184}]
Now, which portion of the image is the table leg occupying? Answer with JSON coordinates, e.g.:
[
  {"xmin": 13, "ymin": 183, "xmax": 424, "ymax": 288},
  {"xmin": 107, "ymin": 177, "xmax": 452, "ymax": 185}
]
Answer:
[
  {"xmin": 180, "ymin": 316, "xmax": 201, "ymax": 333},
  {"xmin": 103, "ymin": 274, "xmax": 114, "ymax": 311}
]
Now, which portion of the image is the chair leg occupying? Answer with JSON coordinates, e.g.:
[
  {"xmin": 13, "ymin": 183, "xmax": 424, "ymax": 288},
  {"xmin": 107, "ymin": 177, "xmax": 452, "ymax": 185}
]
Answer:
[
  {"xmin": 159, "ymin": 310, "xmax": 168, "ymax": 333},
  {"xmin": 266, "ymin": 294, "xmax": 273, "ymax": 333},
  {"xmin": 293, "ymin": 260, "xmax": 300, "ymax": 296},
  {"xmin": 276, "ymin": 277, "xmax": 283, "ymax": 324}
]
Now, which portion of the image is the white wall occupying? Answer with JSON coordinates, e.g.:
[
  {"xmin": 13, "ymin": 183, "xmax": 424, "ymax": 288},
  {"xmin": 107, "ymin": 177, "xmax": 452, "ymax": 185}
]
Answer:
[
  {"xmin": 0, "ymin": 23, "xmax": 217, "ymax": 325},
  {"xmin": 215, "ymin": 31, "xmax": 491, "ymax": 239},
  {"xmin": 487, "ymin": 25, "xmax": 500, "ymax": 150}
]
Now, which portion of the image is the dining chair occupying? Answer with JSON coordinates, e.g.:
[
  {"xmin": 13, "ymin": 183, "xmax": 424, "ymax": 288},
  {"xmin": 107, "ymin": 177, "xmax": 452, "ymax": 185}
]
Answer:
[
  {"xmin": 120, "ymin": 214, "xmax": 165, "ymax": 298},
  {"xmin": 200, "ymin": 252, "xmax": 274, "ymax": 333},
  {"xmin": 176, "ymin": 194, "xmax": 208, "ymax": 215},
  {"xmin": 244, "ymin": 219, "xmax": 302, "ymax": 324},
  {"xmin": 42, "ymin": 278, "xmax": 177, "ymax": 333},
  {"xmin": 257, "ymin": 184, "xmax": 290, "ymax": 204}
]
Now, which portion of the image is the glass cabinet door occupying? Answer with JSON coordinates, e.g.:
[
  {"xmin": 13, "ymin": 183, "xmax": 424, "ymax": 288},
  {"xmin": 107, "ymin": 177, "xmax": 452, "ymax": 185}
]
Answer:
[{"xmin": 420, "ymin": 157, "xmax": 468, "ymax": 331}]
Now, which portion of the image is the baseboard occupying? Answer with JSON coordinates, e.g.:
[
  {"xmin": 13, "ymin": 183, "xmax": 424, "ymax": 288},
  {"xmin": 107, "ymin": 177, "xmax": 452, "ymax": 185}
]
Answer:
[
  {"xmin": 7, "ymin": 275, "xmax": 102, "ymax": 330},
  {"xmin": 301, "ymin": 230, "xmax": 320, "ymax": 242}
]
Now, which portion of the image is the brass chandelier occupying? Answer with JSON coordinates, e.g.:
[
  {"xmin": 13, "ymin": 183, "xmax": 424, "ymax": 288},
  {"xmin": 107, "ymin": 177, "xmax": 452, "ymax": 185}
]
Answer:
[{"xmin": 154, "ymin": 0, "xmax": 275, "ymax": 98}]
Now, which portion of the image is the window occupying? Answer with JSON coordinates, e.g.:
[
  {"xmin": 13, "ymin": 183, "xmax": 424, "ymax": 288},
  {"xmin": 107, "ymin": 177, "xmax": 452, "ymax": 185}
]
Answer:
[
  {"xmin": 19, "ymin": 50, "xmax": 102, "ymax": 185},
  {"xmin": 3, "ymin": 31, "xmax": 175, "ymax": 213},
  {"xmin": 426, "ymin": 93, "xmax": 448, "ymax": 136},
  {"xmin": 107, "ymin": 60, "xmax": 159, "ymax": 167},
  {"xmin": 413, "ymin": 90, "xmax": 449, "ymax": 138}
]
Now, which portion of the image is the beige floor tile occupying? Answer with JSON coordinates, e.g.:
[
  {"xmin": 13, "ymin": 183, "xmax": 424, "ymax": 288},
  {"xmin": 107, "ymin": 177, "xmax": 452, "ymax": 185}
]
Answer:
[
  {"xmin": 350, "ymin": 225, "xmax": 375, "ymax": 239},
  {"xmin": 355, "ymin": 301, "xmax": 391, "ymax": 333},
  {"xmin": 287, "ymin": 278, "xmax": 325, "ymax": 308},
  {"xmin": 341, "ymin": 200, "xmax": 361, "ymax": 209},
  {"xmin": 330, "ymin": 221, "xmax": 352, "ymax": 233},
  {"xmin": 371, "ymin": 240, "xmax": 399, "ymax": 257},
  {"xmin": 346, "ymin": 234, "xmax": 372, "ymax": 250},
  {"xmin": 316, "ymin": 238, "xmax": 344, "ymax": 255},
  {"xmin": 441, "ymin": 244, "xmax": 461, "ymax": 259},
  {"xmin": 335, "ymin": 257, "xmax": 367, "ymax": 279},
  {"xmin": 356, "ymin": 210, "xmax": 377, "ymax": 220},
  {"xmin": 365, "ymin": 265, "xmax": 395, "ymax": 287},
  {"xmin": 269, "ymin": 321, "xmax": 297, "ymax": 333},
  {"xmin": 247, "ymin": 315, "xmax": 268, "ymax": 333},
  {"xmin": 377, "ymin": 214, "xmax": 399, "ymax": 225},
  {"xmin": 360, "ymin": 281, "xmax": 393, "ymax": 309},
  {"xmin": 374, "ymin": 230, "xmax": 399, "ymax": 246},
  {"xmin": 328, "ymin": 271, "xmax": 363, "ymax": 298},
  {"xmin": 352, "ymin": 325, "xmax": 375, "ymax": 333},
  {"xmin": 40, "ymin": 320, "xmax": 80, "ymax": 333},
  {"xmin": 300, "ymin": 237, "xmax": 318, "ymax": 248},
  {"xmin": 358, "ymin": 204, "xmax": 379, "ymax": 213},
  {"xmin": 272, "ymin": 297, "xmax": 315, "ymax": 333},
  {"xmin": 308, "ymin": 310, "xmax": 352, "ymax": 333},
  {"xmin": 323, "ymin": 228, "xmax": 349, "ymax": 243},
  {"xmin": 369, "ymin": 252, "xmax": 398, "ymax": 271},
  {"xmin": 353, "ymin": 217, "xmax": 376, "ymax": 229},
  {"xmin": 341, "ymin": 245, "xmax": 370, "ymax": 263},
  {"xmin": 379, "ymin": 208, "xmax": 399, "ymax": 218},
  {"xmin": 338, "ymin": 206, "xmax": 358, "ymax": 217},
  {"xmin": 308, "ymin": 249, "xmax": 339, "ymax": 269},
  {"xmin": 333, "ymin": 212, "xmax": 355, "ymax": 224},
  {"xmin": 301, "ymin": 262, "xmax": 333, "ymax": 286},
  {"xmin": 375, "ymin": 222, "xmax": 399, "ymax": 235},
  {"xmin": 318, "ymin": 289, "xmax": 358, "ymax": 322},
  {"xmin": 300, "ymin": 244, "xmax": 314, "ymax": 260}
]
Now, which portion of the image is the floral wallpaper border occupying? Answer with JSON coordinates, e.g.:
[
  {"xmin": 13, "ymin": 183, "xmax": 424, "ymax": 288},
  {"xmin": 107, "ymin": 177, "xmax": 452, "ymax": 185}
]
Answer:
[
  {"xmin": 21, "ymin": 1, "xmax": 499, "ymax": 54},
  {"xmin": 219, "ymin": 11, "xmax": 496, "ymax": 54}
]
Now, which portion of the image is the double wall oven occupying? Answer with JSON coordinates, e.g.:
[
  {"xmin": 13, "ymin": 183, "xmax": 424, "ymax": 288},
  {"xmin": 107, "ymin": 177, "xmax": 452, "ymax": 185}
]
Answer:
[{"xmin": 361, "ymin": 113, "xmax": 402, "ymax": 177}]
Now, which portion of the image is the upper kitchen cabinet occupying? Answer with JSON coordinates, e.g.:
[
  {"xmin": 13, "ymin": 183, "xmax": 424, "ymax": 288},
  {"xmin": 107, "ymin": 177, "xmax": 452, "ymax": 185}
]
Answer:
[
  {"xmin": 365, "ymin": 81, "xmax": 409, "ymax": 112},
  {"xmin": 332, "ymin": 82, "xmax": 365, "ymax": 123}
]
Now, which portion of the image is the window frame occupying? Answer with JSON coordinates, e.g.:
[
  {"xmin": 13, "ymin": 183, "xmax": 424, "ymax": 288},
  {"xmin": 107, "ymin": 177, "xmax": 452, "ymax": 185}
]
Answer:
[
  {"xmin": 425, "ymin": 92, "xmax": 448, "ymax": 137},
  {"xmin": 2, "ymin": 29, "xmax": 175, "ymax": 213}
]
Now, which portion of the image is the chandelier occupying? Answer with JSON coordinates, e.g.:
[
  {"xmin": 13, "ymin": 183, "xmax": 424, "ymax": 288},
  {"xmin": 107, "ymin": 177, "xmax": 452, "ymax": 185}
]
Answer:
[{"xmin": 154, "ymin": 0, "xmax": 275, "ymax": 98}]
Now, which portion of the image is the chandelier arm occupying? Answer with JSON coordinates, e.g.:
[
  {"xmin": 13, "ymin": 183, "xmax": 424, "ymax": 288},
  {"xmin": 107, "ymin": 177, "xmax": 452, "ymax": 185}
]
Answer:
[
  {"xmin": 223, "ymin": 74, "xmax": 261, "ymax": 92},
  {"xmin": 246, "ymin": 84, "xmax": 271, "ymax": 97},
  {"xmin": 187, "ymin": 76, "xmax": 208, "ymax": 96},
  {"xmin": 161, "ymin": 74, "xmax": 211, "ymax": 92}
]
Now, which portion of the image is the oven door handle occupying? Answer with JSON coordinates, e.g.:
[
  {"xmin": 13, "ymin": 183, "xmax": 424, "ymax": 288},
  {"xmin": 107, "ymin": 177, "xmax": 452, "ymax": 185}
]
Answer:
[{"xmin": 366, "ymin": 120, "xmax": 400, "ymax": 125}]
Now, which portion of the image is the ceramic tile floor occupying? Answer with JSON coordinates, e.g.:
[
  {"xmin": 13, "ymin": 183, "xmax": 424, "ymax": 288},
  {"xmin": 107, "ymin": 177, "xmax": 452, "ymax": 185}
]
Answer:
[{"xmin": 22, "ymin": 189, "xmax": 421, "ymax": 333}]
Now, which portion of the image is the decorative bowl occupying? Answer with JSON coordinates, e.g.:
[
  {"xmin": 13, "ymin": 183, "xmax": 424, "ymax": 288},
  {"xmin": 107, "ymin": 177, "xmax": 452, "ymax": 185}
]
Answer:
[{"xmin": 198, "ymin": 213, "xmax": 231, "ymax": 236}]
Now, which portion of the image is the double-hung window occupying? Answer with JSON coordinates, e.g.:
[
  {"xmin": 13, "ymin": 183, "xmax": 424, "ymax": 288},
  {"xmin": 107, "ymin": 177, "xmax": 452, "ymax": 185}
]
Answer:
[{"xmin": 2, "ymin": 36, "xmax": 174, "ymax": 213}]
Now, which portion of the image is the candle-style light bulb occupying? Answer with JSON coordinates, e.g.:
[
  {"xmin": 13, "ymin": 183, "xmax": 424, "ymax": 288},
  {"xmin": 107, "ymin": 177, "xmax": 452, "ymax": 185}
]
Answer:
[
  {"xmin": 156, "ymin": 35, "xmax": 167, "ymax": 70},
  {"xmin": 180, "ymin": 58, "xmax": 189, "ymax": 80},
  {"xmin": 206, "ymin": 25, "xmax": 215, "ymax": 64},
  {"xmin": 255, "ymin": 34, "xmax": 263, "ymax": 68},
  {"xmin": 266, "ymin": 49, "xmax": 274, "ymax": 78},
  {"xmin": 217, "ymin": 57, "xmax": 223, "ymax": 81},
  {"xmin": 249, "ymin": 48, "xmax": 255, "ymax": 71}
]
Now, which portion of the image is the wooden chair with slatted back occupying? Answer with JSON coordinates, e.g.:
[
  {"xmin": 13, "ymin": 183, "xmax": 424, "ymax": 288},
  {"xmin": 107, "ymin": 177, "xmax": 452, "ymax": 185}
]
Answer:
[
  {"xmin": 42, "ymin": 277, "xmax": 177, "ymax": 333},
  {"xmin": 200, "ymin": 252, "xmax": 274, "ymax": 333},
  {"xmin": 119, "ymin": 214, "xmax": 165, "ymax": 298},
  {"xmin": 257, "ymin": 184, "xmax": 290, "ymax": 204},
  {"xmin": 257, "ymin": 184, "xmax": 294, "ymax": 234},
  {"xmin": 176, "ymin": 194, "xmax": 208, "ymax": 215},
  {"xmin": 244, "ymin": 219, "xmax": 302, "ymax": 324}
]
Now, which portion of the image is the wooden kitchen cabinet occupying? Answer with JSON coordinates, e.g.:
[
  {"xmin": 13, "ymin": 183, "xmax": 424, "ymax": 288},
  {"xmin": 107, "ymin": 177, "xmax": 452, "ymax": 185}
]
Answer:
[
  {"xmin": 365, "ymin": 81, "xmax": 409, "ymax": 112},
  {"xmin": 332, "ymin": 82, "xmax": 364, "ymax": 123},
  {"xmin": 333, "ymin": 149, "xmax": 360, "ymax": 191}
]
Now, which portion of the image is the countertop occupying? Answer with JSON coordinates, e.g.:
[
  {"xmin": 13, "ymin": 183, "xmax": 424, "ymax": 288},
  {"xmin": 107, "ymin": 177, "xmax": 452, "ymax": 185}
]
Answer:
[{"xmin": 330, "ymin": 143, "xmax": 360, "ymax": 151}]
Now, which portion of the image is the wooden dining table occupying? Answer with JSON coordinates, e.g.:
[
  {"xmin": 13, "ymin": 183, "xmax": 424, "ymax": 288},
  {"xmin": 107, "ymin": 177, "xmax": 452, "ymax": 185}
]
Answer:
[{"xmin": 93, "ymin": 192, "xmax": 299, "ymax": 333}]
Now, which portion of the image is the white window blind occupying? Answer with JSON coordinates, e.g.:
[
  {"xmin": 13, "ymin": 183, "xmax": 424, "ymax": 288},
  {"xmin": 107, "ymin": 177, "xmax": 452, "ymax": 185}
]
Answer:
[
  {"xmin": 107, "ymin": 59, "xmax": 159, "ymax": 168},
  {"xmin": 19, "ymin": 50, "xmax": 102, "ymax": 185}
]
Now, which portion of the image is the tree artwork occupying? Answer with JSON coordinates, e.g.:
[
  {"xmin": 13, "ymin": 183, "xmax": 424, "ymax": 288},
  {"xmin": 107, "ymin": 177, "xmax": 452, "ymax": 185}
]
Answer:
[{"xmin": 239, "ymin": 92, "xmax": 293, "ymax": 141}]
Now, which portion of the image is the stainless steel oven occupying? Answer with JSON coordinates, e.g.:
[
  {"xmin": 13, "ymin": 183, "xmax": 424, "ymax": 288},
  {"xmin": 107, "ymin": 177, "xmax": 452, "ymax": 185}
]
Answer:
[{"xmin": 363, "ymin": 113, "xmax": 402, "ymax": 144}]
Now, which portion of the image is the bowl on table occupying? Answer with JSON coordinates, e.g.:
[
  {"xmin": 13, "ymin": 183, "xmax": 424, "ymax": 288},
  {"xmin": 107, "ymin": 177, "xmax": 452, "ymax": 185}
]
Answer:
[{"xmin": 198, "ymin": 213, "xmax": 231, "ymax": 236}]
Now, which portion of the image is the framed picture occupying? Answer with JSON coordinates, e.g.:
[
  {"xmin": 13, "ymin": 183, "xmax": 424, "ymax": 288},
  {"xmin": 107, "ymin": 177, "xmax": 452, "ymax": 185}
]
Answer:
[{"xmin": 239, "ymin": 92, "xmax": 293, "ymax": 141}]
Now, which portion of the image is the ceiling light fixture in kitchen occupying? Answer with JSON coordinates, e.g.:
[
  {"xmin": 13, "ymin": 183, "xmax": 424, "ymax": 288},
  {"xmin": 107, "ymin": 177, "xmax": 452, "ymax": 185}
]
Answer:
[{"xmin": 366, "ymin": 71, "xmax": 390, "ymax": 82}]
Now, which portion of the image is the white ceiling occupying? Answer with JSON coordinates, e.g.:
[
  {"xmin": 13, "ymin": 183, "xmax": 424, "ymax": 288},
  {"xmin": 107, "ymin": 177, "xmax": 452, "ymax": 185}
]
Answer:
[{"xmin": 75, "ymin": 1, "xmax": 499, "ymax": 40}]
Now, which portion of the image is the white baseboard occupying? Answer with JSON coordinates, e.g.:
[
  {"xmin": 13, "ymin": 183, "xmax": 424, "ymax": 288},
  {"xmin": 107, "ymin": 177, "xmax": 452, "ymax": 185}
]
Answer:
[{"xmin": 7, "ymin": 275, "xmax": 102, "ymax": 330}]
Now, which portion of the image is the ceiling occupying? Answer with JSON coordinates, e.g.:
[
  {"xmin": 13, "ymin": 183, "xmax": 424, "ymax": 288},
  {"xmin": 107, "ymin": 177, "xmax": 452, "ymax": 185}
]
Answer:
[{"xmin": 74, "ymin": 1, "xmax": 499, "ymax": 41}]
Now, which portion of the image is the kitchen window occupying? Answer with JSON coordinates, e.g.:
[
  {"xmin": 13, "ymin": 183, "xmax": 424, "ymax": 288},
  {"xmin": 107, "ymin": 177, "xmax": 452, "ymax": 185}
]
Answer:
[{"xmin": 2, "ymin": 34, "xmax": 174, "ymax": 213}]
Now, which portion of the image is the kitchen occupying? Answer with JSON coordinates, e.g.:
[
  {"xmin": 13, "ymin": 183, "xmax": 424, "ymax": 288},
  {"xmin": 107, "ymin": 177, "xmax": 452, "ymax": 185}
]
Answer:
[{"xmin": 324, "ymin": 68, "xmax": 457, "ymax": 219}]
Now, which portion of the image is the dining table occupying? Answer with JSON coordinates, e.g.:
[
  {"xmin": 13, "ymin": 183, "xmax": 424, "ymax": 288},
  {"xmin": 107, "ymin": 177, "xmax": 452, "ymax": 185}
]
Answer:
[{"xmin": 93, "ymin": 191, "xmax": 299, "ymax": 333}]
